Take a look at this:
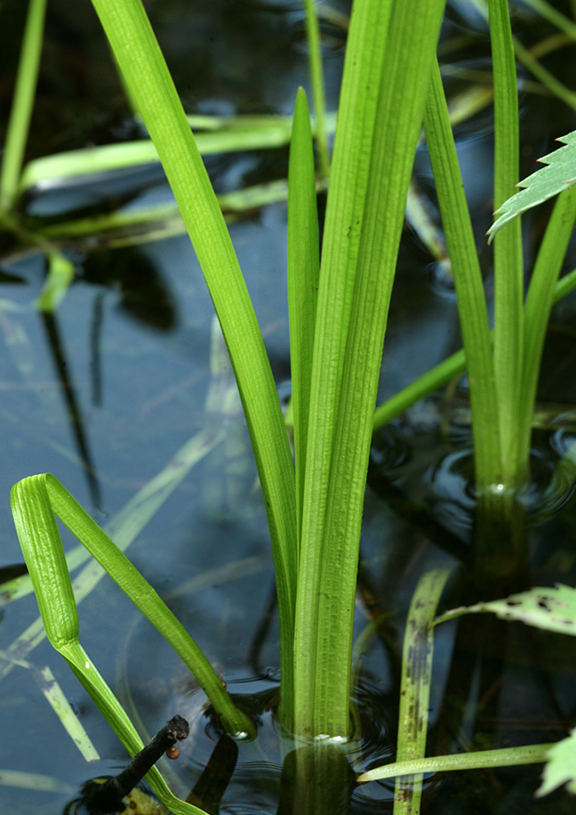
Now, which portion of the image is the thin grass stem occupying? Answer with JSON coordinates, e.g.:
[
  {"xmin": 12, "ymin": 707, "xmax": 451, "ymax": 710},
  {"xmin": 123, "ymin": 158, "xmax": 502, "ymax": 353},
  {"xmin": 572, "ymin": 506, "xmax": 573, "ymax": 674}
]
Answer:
[
  {"xmin": 373, "ymin": 265, "xmax": 576, "ymax": 432},
  {"xmin": 0, "ymin": 0, "xmax": 47, "ymax": 211},
  {"xmin": 302, "ymin": 0, "xmax": 330, "ymax": 178}
]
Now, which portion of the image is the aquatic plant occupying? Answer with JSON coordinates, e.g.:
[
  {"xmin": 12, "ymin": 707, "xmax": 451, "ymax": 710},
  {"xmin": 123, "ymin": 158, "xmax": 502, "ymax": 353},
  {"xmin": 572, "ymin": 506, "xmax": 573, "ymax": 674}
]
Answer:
[{"xmin": 4, "ymin": 0, "xmax": 576, "ymax": 812}]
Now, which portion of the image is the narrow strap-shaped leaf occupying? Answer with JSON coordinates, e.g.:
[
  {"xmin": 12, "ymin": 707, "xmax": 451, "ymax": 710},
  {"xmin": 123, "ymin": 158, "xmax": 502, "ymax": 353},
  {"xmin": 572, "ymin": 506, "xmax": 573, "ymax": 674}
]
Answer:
[
  {"xmin": 302, "ymin": 0, "xmax": 330, "ymax": 178},
  {"xmin": 423, "ymin": 59, "xmax": 501, "ymax": 492},
  {"xmin": 0, "ymin": 0, "xmax": 47, "ymax": 210},
  {"xmin": 516, "ymin": 185, "xmax": 576, "ymax": 473},
  {"xmin": 372, "ymin": 264, "xmax": 576, "ymax": 431},
  {"xmin": 394, "ymin": 569, "xmax": 451, "ymax": 815},
  {"xmin": 89, "ymin": 0, "xmax": 298, "ymax": 718},
  {"xmin": 488, "ymin": 0, "xmax": 524, "ymax": 486},
  {"xmin": 11, "ymin": 475, "xmax": 208, "ymax": 815},
  {"xmin": 11, "ymin": 476, "xmax": 78, "ymax": 651},
  {"xmin": 359, "ymin": 742, "xmax": 551, "ymax": 783},
  {"xmin": 288, "ymin": 88, "xmax": 320, "ymax": 549},
  {"xmin": 43, "ymin": 474, "xmax": 253, "ymax": 738},
  {"xmin": 293, "ymin": 0, "xmax": 395, "ymax": 740},
  {"xmin": 294, "ymin": 0, "xmax": 447, "ymax": 741}
]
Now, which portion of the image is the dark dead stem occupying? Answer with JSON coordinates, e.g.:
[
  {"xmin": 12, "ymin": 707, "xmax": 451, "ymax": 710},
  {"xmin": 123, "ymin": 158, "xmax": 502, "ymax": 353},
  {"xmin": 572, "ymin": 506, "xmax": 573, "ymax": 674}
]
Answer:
[{"xmin": 92, "ymin": 715, "xmax": 189, "ymax": 812}]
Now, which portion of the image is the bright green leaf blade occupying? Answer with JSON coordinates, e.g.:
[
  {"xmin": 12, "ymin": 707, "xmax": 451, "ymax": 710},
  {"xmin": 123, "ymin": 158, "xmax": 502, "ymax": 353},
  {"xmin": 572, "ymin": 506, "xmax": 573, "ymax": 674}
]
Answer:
[
  {"xmin": 89, "ymin": 0, "xmax": 298, "ymax": 721},
  {"xmin": 423, "ymin": 58, "xmax": 500, "ymax": 493},
  {"xmin": 11, "ymin": 475, "xmax": 79, "ymax": 651},
  {"xmin": 11, "ymin": 475, "xmax": 208, "ymax": 815},
  {"xmin": 515, "ymin": 185, "xmax": 576, "ymax": 469},
  {"xmin": 301, "ymin": 0, "xmax": 330, "ymax": 178},
  {"xmin": 18, "ymin": 124, "xmax": 294, "ymax": 193},
  {"xmin": 489, "ymin": 129, "xmax": 576, "ymax": 239},
  {"xmin": 36, "ymin": 252, "xmax": 75, "ymax": 312},
  {"xmin": 488, "ymin": 0, "xmax": 524, "ymax": 486},
  {"xmin": 62, "ymin": 643, "xmax": 207, "ymax": 815},
  {"xmin": 293, "ymin": 0, "xmax": 394, "ymax": 740},
  {"xmin": 536, "ymin": 728, "xmax": 576, "ymax": 797},
  {"xmin": 373, "ymin": 263, "xmax": 576, "ymax": 432},
  {"xmin": 44, "ymin": 474, "xmax": 254, "ymax": 738},
  {"xmin": 294, "ymin": 0, "xmax": 447, "ymax": 741},
  {"xmin": 288, "ymin": 88, "xmax": 319, "ymax": 546},
  {"xmin": 0, "ymin": 0, "xmax": 47, "ymax": 210},
  {"xmin": 1, "ymin": 425, "xmax": 223, "ymax": 609}
]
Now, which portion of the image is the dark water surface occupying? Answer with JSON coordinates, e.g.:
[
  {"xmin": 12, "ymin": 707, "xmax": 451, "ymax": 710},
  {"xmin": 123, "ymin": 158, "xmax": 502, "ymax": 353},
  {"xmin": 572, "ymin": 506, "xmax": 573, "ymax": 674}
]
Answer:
[{"xmin": 2, "ymin": 1, "xmax": 576, "ymax": 813}]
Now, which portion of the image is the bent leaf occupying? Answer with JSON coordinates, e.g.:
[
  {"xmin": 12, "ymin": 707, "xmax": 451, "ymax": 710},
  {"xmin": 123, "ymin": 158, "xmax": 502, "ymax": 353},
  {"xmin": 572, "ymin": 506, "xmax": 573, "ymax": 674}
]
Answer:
[
  {"xmin": 536, "ymin": 728, "xmax": 576, "ymax": 797},
  {"xmin": 434, "ymin": 584, "xmax": 576, "ymax": 635},
  {"xmin": 488, "ymin": 129, "xmax": 576, "ymax": 239}
]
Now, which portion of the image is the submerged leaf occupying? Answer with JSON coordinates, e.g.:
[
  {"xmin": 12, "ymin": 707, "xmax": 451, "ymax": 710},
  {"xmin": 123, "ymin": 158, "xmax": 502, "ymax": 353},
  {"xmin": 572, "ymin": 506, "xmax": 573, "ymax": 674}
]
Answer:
[
  {"xmin": 536, "ymin": 728, "xmax": 576, "ymax": 797},
  {"xmin": 488, "ymin": 129, "xmax": 576, "ymax": 239}
]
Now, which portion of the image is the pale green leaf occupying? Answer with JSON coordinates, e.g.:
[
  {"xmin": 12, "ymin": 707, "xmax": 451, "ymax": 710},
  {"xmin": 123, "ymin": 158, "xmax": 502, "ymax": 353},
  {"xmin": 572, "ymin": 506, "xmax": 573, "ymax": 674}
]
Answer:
[
  {"xmin": 489, "ymin": 130, "xmax": 576, "ymax": 239},
  {"xmin": 435, "ymin": 584, "xmax": 576, "ymax": 635},
  {"xmin": 536, "ymin": 727, "xmax": 576, "ymax": 797}
]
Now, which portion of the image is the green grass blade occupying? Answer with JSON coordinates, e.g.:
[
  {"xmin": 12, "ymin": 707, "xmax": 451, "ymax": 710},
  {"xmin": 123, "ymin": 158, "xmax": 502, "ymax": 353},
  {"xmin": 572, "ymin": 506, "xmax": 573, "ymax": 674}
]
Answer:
[
  {"xmin": 520, "ymin": 0, "xmax": 576, "ymax": 40},
  {"xmin": 394, "ymin": 569, "xmax": 451, "ymax": 815},
  {"xmin": 11, "ymin": 477, "xmax": 79, "ymax": 652},
  {"xmin": 372, "ymin": 264, "xmax": 576, "ymax": 431},
  {"xmin": 288, "ymin": 88, "xmax": 320, "ymax": 547},
  {"xmin": 0, "ymin": 770, "xmax": 72, "ymax": 794},
  {"xmin": 0, "ymin": 0, "xmax": 47, "ymax": 211},
  {"xmin": 11, "ymin": 473, "xmax": 253, "ymax": 737},
  {"xmin": 488, "ymin": 0, "xmax": 524, "ymax": 487},
  {"xmin": 372, "ymin": 348, "xmax": 467, "ymax": 430},
  {"xmin": 302, "ymin": 0, "xmax": 330, "ymax": 178},
  {"xmin": 19, "ymin": 123, "xmax": 296, "ymax": 192},
  {"xmin": 423, "ymin": 59, "xmax": 501, "ymax": 492},
  {"xmin": 294, "ymin": 0, "xmax": 447, "ymax": 740},
  {"xmin": 516, "ymin": 185, "xmax": 576, "ymax": 474},
  {"xmin": 10, "ymin": 475, "xmax": 209, "ymax": 815},
  {"xmin": 63, "ymin": 644, "xmax": 208, "ymax": 815},
  {"xmin": 89, "ymin": 0, "xmax": 298, "ymax": 716},
  {"xmin": 358, "ymin": 742, "xmax": 551, "ymax": 783},
  {"xmin": 1, "ymin": 426, "xmax": 224, "ymax": 610},
  {"xmin": 36, "ymin": 252, "xmax": 75, "ymax": 312},
  {"xmin": 513, "ymin": 38, "xmax": 576, "ymax": 110},
  {"xmin": 42, "ymin": 474, "xmax": 253, "ymax": 738},
  {"xmin": 293, "ymin": 0, "xmax": 394, "ymax": 740}
]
